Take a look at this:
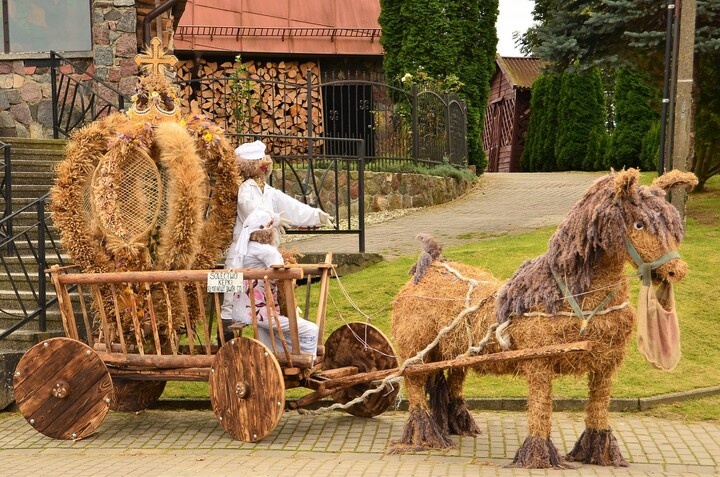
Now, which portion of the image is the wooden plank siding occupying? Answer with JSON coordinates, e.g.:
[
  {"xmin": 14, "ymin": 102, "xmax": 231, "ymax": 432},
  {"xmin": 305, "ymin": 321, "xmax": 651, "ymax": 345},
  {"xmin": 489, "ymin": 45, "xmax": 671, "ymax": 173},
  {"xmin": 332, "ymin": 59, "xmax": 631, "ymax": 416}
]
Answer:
[{"xmin": 482, "ymin": 56, "xmax": 541, "ymax": 172}]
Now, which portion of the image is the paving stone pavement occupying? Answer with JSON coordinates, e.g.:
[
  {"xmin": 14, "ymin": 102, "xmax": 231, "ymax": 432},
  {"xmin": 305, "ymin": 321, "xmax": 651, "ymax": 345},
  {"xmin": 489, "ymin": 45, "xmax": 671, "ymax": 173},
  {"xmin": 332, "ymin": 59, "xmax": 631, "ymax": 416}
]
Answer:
[
  {"xmin": 3, "ymin": 171, "xmax": 718, "ymax": 476},
  {"xmin": 290, "ymin": 171, "xmax": 607, "ymax": 258},
  {"xmin": 1, "ymin": 409, "xmax": 718, "ymax": 476}
]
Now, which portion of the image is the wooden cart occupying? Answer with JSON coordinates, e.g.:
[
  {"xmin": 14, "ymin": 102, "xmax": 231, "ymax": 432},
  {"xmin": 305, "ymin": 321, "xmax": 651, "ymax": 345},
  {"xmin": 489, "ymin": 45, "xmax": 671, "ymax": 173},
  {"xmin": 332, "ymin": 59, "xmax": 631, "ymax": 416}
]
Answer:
[{"xmin": 12, "ymin": 254, "xmax": 401, "ymax": 442}]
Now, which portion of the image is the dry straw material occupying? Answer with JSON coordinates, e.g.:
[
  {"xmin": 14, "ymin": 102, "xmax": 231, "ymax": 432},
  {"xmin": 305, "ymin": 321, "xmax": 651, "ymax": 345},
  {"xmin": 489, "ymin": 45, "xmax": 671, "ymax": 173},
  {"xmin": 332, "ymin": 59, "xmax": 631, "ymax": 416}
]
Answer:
[{"xmin": 389, "ymin": 169, "xmax": 698, "ymax": 469}]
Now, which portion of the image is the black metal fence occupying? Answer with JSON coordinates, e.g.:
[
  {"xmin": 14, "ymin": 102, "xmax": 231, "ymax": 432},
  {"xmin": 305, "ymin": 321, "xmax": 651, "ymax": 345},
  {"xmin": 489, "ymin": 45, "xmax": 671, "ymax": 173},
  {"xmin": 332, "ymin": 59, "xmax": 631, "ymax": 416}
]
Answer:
[
  {"xmin": 0, "ymin": 140, "xmax": 11, "ymax": 254},
  {"xmin": 50, "ymin": 52, "xmax": 127, "ymax": 139},
  {"xmin": 176, "ymin": 74, "xmax": 468, "ymax": 169},
  {"xmin": 48, "ymin": 52, "xmax": 467, "ymax": 168}
]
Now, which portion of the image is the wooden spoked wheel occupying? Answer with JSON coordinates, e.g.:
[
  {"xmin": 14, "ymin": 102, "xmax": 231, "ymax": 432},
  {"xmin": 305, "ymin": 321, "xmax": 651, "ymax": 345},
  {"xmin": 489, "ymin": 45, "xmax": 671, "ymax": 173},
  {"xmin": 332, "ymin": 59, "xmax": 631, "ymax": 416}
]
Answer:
[
  {"xmin": 109, "ymin": 379, "xmax": 167, "ymax": 412},
  {"xmin": 209, "ymin": 337, "xmax": 285, "ymax": 442},
  {"xmin": 12, "ymin": 337, "xmax": 113, "ymax": 440},
  {"xmin": 323, "ymin": 322, "xmax": 400, "ymax": 418}
]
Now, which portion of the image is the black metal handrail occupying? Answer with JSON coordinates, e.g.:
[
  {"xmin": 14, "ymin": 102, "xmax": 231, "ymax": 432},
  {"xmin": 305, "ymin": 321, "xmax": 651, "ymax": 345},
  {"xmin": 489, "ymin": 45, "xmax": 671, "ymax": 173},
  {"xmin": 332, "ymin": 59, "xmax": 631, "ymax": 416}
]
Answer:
[
  {"xmin": 0, "ymin": 140, "xmax": 12, "ymax": 255},
  {"xmin": 0, "ymin": 195, "xmax": 65, "ymax": 341},
  {"xmin": 50, "ymin": 51, "xmax": 130, "ymax": 139}
]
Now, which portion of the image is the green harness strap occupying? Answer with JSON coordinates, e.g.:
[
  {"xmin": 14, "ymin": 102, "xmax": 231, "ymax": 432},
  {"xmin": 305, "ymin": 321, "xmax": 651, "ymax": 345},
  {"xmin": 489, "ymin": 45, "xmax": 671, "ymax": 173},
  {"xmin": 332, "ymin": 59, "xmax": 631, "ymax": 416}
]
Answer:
[
  {"xmin": 550, "ymin": 238, "xmax": 680, "ymax": 335},
  {"xmin": 552, "ymin": 269, "xmax": 619, "ymax": 336},
  {"xmin": 625, "ymin": 238, "xmax": 681, "ymax": 286}
]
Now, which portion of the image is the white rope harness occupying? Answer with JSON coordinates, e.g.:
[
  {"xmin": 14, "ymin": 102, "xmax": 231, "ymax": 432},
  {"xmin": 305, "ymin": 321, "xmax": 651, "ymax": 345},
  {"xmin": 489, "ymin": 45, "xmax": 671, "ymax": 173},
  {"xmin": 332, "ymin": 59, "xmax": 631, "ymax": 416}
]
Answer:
[{"xmin": 302, "ymin": 263, "xmax": 633, "ymax": 413}]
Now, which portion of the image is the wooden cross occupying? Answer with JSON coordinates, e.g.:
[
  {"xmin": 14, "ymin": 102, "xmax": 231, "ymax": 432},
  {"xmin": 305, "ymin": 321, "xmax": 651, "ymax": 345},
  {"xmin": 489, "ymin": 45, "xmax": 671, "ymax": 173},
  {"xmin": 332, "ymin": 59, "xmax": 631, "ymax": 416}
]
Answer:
[{"xmin": 134, "ymin": 37, "xmax": 177, "ymax": 77}]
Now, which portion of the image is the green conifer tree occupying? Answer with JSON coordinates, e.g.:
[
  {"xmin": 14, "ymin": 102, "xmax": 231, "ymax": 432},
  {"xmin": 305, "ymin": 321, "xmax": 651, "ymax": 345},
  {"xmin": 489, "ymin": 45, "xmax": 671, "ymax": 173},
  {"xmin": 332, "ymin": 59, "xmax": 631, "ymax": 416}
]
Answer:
[
  {"xmin": 379, "ymin": 0, "xmax": 498, "ymax": 170},
  {"xmin": 606, "ymin": 67, "xmax": 657, "ymax": 169},
  {"xmin": 555, "ymin": 68, "xmax": 605, "ymax": 171}
]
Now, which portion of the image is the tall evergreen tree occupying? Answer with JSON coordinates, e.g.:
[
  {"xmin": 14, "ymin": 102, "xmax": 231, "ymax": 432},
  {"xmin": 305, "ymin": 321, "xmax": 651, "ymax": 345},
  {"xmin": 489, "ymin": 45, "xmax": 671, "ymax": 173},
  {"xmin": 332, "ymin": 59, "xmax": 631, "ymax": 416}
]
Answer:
[
  {"xmin": 521, "ymin": 72, "xmax": 562, "ymax": 171},
  {"xmin": 524, "ymin": 0, "xmax": 720, "ymax": 183},
  {"xmin": 640, "ymin": 120, "xmax": 662, "ymax": 172},
  {"xmin": 520, "ymin": 75, "xmax": 547, "ymax": 171},
  {"xmin": 378, "ymin": 0, "xmax": 405, "ymax": 85},
  {"xmin": 693, "ymin": 50, "xmax": 720, "ymax": 190},
  {"xmin": 606, "ymin": 67, "xmax": 657, "ymax": 169},
  {"xmin": 555, "ymin": 68, "xmax": 605, "ymax": 171},
  {"xmin": 539, "ymin": 73, "xmax": 562, "ymax": 171},
  {"xmin": 378, "ymin": 0, "xmax": 498, "ymax": 170}
]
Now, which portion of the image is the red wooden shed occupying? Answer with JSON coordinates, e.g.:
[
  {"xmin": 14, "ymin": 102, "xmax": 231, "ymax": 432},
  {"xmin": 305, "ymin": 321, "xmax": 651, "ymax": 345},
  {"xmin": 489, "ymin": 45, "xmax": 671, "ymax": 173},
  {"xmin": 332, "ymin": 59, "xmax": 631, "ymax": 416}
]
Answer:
[{"xmin": 482, "ymin": 56, "xmax": 542, "ymax": 172}]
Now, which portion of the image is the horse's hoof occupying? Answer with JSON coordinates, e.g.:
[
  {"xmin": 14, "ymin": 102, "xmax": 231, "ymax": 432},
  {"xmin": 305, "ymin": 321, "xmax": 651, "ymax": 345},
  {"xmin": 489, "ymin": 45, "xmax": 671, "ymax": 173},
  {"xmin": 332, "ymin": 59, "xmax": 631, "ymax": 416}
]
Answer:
[
  {"xmin": 447, "ymin": 399, "xmax": 481, "ymax": 436},
  {"xmin": 566, "ymin": 428, "xmax": 629, "ymax": 467},
  {"xmin": 388, "ymin": 408, "xmax": 454, "ymax": 454},
  {"xmin": 507, "ymin": 435, "xmax": 575, "ymax": 469}
]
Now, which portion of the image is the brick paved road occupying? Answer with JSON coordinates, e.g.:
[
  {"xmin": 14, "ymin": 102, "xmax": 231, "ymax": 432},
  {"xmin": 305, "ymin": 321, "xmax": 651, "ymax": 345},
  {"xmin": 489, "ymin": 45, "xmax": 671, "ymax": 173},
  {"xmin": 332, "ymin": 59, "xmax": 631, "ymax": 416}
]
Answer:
[{"xmin": 1, "ymin": 409, "xmax": 718, "ymax": 476}]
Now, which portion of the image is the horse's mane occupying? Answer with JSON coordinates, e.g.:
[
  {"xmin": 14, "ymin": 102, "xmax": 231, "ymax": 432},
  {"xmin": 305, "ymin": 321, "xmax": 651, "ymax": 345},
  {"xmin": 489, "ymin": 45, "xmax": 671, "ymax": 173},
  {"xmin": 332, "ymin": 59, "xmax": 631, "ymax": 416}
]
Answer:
[{"xmin": 496, "ymin": 171, "xmax": 686, "ymax": 323}]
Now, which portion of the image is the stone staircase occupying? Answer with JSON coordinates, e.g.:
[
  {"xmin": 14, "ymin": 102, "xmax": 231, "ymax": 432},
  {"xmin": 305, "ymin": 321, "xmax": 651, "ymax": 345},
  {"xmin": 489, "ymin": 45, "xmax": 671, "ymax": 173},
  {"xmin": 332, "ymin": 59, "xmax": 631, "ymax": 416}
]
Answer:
[{"xmin": 1, "ymin": 138, "xmax": 67, "ymax": 405}]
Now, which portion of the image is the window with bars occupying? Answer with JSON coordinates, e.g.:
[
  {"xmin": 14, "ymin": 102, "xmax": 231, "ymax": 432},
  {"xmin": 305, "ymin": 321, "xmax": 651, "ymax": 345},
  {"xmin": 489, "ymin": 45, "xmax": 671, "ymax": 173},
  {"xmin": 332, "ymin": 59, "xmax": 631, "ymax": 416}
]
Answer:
[{"xmin": 1, "ymin": 0, "xmax": 91, "ymax": 54}]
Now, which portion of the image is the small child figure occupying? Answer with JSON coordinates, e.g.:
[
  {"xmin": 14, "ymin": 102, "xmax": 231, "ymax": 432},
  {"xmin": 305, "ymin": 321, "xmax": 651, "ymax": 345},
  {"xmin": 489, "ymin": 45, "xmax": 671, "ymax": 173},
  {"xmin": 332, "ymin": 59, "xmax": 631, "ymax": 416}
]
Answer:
[{"xmin": 226, "ymin": 209, "xmax": 318, "ymax": 357}]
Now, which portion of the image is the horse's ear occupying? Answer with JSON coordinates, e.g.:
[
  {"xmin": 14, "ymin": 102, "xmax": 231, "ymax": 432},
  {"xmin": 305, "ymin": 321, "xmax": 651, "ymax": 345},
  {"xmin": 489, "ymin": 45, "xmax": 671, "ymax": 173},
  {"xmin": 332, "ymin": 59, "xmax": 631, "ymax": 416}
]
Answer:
[
  {"xmin": 652, "ymin": 170, "xmax": 699, "ymax": 191},
  {"xmin": 613, "ymin": 168, "xmax": 640, "ymax": 199}
]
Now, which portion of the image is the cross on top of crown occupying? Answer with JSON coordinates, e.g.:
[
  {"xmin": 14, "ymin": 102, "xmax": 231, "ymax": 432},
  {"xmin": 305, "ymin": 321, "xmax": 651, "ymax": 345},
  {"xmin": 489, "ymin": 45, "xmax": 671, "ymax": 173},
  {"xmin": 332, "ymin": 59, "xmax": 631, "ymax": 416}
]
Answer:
[{"xmin": 135, "ymin": 37, "xmax": 177, "ymax": 77}]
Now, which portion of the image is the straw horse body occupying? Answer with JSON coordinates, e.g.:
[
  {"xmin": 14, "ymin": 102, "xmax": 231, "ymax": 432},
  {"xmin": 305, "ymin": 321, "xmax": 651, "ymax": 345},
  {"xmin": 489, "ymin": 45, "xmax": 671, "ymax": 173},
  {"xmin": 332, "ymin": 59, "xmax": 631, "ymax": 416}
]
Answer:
[{"xmin": 390, "ymin": 169, "xmax": 697, "ymax": 468}]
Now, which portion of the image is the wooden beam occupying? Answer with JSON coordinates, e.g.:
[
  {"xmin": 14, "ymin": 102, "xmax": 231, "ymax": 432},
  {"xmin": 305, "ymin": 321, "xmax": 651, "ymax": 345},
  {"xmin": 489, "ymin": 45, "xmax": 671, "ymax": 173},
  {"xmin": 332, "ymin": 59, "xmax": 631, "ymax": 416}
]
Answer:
[{"xmin": 320, "ymin": 341, "xmax": 592, "ymax": 391}]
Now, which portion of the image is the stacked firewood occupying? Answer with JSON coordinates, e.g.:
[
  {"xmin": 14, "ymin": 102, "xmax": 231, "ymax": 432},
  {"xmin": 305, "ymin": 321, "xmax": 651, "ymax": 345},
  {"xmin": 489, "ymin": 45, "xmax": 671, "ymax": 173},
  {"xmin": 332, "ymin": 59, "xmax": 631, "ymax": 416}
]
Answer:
[{"xmin": 175, "ymin": 58, "xmax": 324, "ymax": 155}]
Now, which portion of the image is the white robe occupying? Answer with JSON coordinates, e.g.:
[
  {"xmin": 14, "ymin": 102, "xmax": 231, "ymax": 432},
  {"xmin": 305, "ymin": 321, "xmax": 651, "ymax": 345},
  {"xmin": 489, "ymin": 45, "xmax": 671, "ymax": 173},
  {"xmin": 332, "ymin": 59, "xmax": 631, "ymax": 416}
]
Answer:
[
  {"xmin": 221, "ymin": 179, "xmax": 322, "ymax": 349},
  {"xmin": 230, "ymin": 179, "xmax": 322, "ymax": 249}
]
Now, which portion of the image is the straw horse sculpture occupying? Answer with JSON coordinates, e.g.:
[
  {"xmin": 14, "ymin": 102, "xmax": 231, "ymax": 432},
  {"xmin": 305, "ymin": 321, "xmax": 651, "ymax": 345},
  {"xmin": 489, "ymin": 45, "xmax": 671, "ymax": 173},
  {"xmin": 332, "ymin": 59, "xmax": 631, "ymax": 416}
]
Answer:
[{"xmin": 390, "ymin": 169, "xmax": 697, "ymax": 468}]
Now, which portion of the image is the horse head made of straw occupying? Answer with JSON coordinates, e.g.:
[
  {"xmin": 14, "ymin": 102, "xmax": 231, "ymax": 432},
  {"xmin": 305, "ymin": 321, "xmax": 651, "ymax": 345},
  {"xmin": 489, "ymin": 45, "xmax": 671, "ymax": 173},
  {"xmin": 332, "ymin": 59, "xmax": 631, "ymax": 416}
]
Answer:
[{"xmin": 389, "ymin": 168, "xmax": 697, "ymax": 469}]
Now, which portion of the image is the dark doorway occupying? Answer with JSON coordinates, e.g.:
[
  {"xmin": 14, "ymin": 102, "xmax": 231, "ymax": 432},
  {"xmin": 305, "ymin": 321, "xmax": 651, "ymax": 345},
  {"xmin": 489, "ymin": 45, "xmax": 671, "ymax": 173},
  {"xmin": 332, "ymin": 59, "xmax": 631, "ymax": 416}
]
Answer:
[{"xmin": 322, "ymin": 84, "xmax": 374, "ymax": 157}]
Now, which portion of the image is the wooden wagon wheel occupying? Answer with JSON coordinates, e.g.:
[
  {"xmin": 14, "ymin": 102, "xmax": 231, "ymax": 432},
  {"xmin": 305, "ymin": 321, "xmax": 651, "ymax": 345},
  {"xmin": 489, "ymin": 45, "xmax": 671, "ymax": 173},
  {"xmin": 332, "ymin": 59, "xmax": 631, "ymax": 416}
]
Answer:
[
  {"xmin": 209, "ymin": 337, "xmax": 285, "ymax": 442},
  {"xmin": 109, "ymin": 379, "xmax": 167, "ymax": 412},
  {"xmin": 323, "ymin": 322, "xmax": 400, "ymax": 418},
  {"xmin": 12, "ymin": 337, "xmax": 113, "ymax": 440}
]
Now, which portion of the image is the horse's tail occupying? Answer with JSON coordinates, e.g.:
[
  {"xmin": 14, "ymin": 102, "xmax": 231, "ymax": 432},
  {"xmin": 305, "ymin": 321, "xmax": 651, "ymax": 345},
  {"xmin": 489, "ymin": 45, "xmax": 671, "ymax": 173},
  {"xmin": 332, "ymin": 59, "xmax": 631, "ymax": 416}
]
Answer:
[
  {"xmin": 426, "ymin": 370, "xmax": 450, "ymax": 431},
  {"xmin": 409, "ymin": 234, "xmax": 444, "ymax": 284}
]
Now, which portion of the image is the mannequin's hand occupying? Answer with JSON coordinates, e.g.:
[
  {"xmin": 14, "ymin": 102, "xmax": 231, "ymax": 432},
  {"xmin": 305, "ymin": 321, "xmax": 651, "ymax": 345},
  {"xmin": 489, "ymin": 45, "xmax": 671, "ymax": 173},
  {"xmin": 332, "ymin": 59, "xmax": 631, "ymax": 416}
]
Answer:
[{"xmin": 318, "ymin": 210, "xmax": 333, "ymax": 226}]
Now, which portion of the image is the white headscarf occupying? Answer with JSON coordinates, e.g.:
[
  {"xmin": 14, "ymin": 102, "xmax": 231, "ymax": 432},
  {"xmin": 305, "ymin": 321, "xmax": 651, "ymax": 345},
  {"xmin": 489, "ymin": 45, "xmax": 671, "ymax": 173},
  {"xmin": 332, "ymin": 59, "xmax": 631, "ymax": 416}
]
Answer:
[{"xmin": 229, "ymin": 209, "xmax": 274, "ymax": 268}]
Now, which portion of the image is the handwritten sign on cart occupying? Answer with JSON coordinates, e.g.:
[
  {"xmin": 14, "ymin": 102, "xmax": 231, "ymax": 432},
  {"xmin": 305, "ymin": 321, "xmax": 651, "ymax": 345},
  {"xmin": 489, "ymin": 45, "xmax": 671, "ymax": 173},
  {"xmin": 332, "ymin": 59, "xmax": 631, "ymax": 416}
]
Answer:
[{"xmin": 207, "ymin": 271, "xmax": 244, "ymax": 293}]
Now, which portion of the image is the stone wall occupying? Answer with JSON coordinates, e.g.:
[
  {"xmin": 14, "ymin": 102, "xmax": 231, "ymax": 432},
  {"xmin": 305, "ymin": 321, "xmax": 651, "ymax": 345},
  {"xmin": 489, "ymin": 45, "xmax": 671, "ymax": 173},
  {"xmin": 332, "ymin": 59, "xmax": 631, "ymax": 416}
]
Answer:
[
  {"xmin": 0, "ymin": 63, "xmax": 55, "ymax": 138},
  {"xmin": 0, "ymin": 1, "xmax": 165, "ymax": 139},
  {"xmin": 363, "ymin": 171, "xmax": 474, "ymax": 211},
  {"xmin": 275, "ymin": 170, "xmax": 474, "ymax": 216}
]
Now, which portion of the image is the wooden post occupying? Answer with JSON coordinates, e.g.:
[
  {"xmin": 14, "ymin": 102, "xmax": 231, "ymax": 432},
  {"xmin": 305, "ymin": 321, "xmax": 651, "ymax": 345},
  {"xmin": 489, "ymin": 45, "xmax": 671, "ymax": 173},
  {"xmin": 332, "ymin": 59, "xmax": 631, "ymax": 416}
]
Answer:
[{"xmin": 669, "ymin": 0, "xmax": 696, "ymax": 219}]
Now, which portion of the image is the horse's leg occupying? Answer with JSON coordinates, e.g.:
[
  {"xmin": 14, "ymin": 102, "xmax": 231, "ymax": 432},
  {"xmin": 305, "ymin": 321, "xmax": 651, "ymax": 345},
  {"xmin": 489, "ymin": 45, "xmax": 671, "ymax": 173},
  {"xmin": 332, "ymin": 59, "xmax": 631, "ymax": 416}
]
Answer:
[
  {"xmin": 508, "ymin": 364, "xmax": 570, "ymax": 469},
  {"xmin": 427, "ymin": 370, "xmax": 449, "ymax": 432},
  {"xmin": 389, "ymin": 373, "xmax": 453, "ymax": 453},
  {"xmin": 442, "ymin": 367, "xmax": 481, "ymax": 435},
  {"xmin": 566, "ymin": 369, "xmax": 629, "ymax": 466}
]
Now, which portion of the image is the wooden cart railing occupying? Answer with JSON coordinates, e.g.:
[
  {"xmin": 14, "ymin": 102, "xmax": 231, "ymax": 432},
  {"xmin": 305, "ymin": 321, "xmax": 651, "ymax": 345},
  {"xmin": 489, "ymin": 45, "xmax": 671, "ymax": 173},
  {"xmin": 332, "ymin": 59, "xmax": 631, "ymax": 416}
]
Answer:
[{"xmin": 50, "ymin": 264, "xmax": 332, "ymax": 371}]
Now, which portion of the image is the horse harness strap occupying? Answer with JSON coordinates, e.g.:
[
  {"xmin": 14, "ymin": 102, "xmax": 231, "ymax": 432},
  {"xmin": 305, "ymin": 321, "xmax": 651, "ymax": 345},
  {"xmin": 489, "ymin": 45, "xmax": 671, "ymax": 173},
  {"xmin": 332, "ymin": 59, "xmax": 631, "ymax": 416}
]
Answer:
[
  {"xmin": 625, "ymin": 238, "xmax": 680, "ymax": 286},
  {"xmin": 552, "ymin": 270, "xmax": 619, "ymax": 336}
]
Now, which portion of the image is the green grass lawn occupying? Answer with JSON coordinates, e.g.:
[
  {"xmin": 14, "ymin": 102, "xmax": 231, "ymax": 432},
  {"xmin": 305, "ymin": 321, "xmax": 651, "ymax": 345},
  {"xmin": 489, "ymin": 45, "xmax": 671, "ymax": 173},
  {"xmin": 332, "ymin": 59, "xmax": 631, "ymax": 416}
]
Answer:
[{"xmin": 165, "ymin": 173, "xmax": 720, "ymax": 420}]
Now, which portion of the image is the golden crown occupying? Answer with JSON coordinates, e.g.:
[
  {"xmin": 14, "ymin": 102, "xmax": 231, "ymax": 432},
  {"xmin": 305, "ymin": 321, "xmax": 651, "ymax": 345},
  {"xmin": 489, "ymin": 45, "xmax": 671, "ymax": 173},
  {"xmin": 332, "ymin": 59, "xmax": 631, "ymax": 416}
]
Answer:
[{"xmin": 128, "ymin": 37, "xmax": 181, "ymax": 122}]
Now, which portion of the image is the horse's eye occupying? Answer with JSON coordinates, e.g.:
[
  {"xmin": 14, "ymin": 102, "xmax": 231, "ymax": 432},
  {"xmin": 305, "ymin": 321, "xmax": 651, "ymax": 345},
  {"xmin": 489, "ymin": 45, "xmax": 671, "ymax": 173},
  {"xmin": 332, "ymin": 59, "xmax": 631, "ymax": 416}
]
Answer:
[{"xmin": 634, "ymin": 222, "xmax": 644, "ymax": 230}]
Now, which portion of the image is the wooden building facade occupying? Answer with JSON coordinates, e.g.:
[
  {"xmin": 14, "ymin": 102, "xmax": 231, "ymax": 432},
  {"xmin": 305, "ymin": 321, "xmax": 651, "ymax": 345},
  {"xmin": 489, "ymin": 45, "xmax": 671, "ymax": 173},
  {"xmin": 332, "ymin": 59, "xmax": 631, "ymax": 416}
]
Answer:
[{"xmin": 482, "ymin": 56, "xmax": 542, "ymax": 172}]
